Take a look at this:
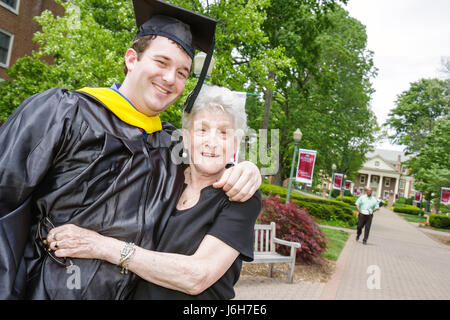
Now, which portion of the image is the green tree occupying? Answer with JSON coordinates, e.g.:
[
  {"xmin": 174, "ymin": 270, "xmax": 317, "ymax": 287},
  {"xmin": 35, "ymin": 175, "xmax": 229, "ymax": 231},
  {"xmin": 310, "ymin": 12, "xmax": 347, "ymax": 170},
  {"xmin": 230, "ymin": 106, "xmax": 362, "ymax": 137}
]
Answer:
[
  {"xmin": 261, "ymin": 3, "xmax": 377, "ymax": 185},
  {"xmin": 308, "ymin": 6, "xmax": 378, "ymax": 180},
  {"xmin": 0, "ymin": 0, "xmax": 134, "ymax": 123},
  {"xmin": 0, "ymin": 0, "xmax": 292, "ymax": 128},
  {"xmin": 407, "ymin": 118, "xmax": 450, "ymax": 212},
  {"xmin": 384, "ymin": 78, "xmax": 450, "ymax": 154}
]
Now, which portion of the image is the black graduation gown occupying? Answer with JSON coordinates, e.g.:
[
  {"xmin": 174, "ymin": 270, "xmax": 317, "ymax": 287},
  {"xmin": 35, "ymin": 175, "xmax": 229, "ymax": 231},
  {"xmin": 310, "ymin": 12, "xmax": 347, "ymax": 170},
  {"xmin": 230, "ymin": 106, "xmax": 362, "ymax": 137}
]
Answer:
[{"xmin": 0, "ymin": 88, "xmax": 184, "ymax": 299}]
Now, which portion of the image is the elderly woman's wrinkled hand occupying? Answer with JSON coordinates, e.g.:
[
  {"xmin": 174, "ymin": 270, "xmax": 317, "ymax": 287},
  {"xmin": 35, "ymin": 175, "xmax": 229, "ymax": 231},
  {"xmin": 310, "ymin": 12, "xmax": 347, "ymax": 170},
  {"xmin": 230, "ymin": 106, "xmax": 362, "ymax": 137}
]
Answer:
[
  {"xmin": 213, "ymin": 161, "xmax": 261, "ymax": 202},
  {"xmin": 47, "ymin": 224, "xmax": 106, "ymax": 260}
]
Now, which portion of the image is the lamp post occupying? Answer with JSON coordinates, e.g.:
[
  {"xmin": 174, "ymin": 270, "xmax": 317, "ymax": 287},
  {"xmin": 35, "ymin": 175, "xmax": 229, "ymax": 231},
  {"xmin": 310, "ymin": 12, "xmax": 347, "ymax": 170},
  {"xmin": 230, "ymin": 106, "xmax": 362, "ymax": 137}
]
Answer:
[
  {"xmin": 286, "ymin": 129, "xmax": 302, "ymax": 204},
  {"xmin": 425, "ymin": 192, "xmax": 431, "ymax": 213},
  {"xmin": 193, "ymin": 52, "xmax": 215, "ymax": 78},
  {"xmin": 431, "ymin": 192, "xmax": 436, "ymax": 214},
  {"xmin": 328, "ymin": 164, "xmax": 337, "ymax": 199},
  {"xmin": 340, "ymin": 174, "xmax": 347, "ymax": 202}
]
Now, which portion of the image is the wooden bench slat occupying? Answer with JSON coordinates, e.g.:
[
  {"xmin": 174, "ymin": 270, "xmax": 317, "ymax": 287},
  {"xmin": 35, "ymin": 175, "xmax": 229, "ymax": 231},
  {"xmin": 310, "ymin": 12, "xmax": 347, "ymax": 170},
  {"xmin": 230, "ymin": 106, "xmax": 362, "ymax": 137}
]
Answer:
[{"xmin": 245, "ymin": 222, "xmax": 301, "ymax": 283}]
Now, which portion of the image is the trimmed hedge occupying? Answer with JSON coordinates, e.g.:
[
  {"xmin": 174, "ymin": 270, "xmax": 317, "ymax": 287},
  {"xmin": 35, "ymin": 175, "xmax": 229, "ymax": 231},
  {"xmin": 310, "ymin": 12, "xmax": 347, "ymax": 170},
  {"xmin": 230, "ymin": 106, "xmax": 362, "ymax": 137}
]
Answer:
[
  {"xmin": 292, "ymin": 199, "xmax": 357, "ymax": 226},
  {"xmin": 429, "ymin": 214, "xmax": 450, "ymax": 229},
  {"xmin": 260, "ymin": 183, "xmax": 350, "ymax": 208},
  {"xmin": 393, "ymin": 205, "xmax": 423, "ymax": 215},
  {"xmin": 335, "ymin": 196, "xmax": 356, "ymax": 205},
  {"xmin": 260, "ymin": 183, "xmax": 357, "ymax": 226}
]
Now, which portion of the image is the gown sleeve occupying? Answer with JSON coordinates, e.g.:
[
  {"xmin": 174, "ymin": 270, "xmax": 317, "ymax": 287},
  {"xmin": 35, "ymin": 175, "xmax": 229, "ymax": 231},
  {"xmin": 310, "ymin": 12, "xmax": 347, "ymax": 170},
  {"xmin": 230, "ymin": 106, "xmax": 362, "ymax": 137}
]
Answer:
[{"xmin": 0, "ymin": 88, "xmax": 77, "ymax": 299}]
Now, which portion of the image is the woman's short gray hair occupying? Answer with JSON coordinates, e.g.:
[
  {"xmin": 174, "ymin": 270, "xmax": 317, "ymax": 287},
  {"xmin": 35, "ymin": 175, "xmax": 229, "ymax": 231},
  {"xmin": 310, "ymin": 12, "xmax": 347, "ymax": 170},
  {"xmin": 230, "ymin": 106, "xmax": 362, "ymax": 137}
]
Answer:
[{"xmin": 182, "ymin": 85, "xmax": 247, "ymax": 134}]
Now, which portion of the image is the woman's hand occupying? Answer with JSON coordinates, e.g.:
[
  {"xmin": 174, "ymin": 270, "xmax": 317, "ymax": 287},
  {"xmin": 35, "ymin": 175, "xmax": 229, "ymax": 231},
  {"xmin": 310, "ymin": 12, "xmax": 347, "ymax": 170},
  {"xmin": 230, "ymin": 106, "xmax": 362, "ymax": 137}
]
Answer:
[{"xmin": 47, "ymin": 224, "xmax": 109, "ymax": 260}]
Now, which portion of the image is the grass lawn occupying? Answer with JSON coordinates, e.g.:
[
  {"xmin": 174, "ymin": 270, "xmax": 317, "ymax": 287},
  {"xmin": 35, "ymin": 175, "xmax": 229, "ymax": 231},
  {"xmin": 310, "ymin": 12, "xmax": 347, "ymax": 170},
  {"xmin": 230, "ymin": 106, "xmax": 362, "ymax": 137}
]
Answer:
[
  {"xmin": 320, "ymin": 227, "xmax": 349, "ymax": 261},
  {"xmin": 397, "ymin": 213, "xmax": 450, "ymax": 234},
  {"xmin": 432, "ymin": 227, "xmax": 450, "ymax": 234},
  {"xmin": 397, "ymin": 213, "xmax": 427, "ymax": 223},
  {"xmin": 315, "ymin": 218, "xmax": 357, "ymax": 230}
]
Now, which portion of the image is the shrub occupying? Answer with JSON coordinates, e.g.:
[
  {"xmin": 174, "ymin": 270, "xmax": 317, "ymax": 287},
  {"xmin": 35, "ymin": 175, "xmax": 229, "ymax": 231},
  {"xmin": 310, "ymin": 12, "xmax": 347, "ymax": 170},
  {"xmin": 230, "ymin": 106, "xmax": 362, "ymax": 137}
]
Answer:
[
  {"xmin": 293, "ymin": 200, "xmax": 357, "ymax": 226},
  {"xmin": 393, "ymin": 202, "xmax": 405, "ymax": 208},
  {"xmin": 260, "ymin": 195, "xmax": 328, "ymax": 265},
  {"xmin": 259, "ymin": 183, "xmax": 357, "ymax": 227},
  {"xmin": 438, "ymin": 204, "xmax": 450, "ymax": 215},
  {"xmin": 429, "ymin": 214, "xmax": 450, "ymax": 229},
  {"xmin": 260, "ymin": 183, "xmax": 349, "ymax": 208},
  {"xmin": 393, "ymin": 206, "xmax": 423, "ymax": 215},
  {"xmin": 331, "ymin": 189, "xmax": 341, "ymax": 198},
  {"xmin": 335, "ymin": 196, "xmax": 356, "ymax": 205}
]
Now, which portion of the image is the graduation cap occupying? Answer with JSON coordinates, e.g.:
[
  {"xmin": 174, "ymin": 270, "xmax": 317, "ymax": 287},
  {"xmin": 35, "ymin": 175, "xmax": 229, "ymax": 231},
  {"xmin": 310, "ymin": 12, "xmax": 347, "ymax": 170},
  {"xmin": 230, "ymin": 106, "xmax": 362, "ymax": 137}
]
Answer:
[{"xmin": 132, "ymin": 0, "xmax": 217, "ymax": 113}]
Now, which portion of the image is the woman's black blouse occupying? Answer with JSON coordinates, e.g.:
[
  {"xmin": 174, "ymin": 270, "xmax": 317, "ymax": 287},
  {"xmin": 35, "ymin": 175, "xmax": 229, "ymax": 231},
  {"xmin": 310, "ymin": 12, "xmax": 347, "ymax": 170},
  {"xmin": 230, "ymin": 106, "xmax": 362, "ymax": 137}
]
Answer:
[{"xmin": 132, "ymin": 185, "xmax": 262, "ymax": 300}]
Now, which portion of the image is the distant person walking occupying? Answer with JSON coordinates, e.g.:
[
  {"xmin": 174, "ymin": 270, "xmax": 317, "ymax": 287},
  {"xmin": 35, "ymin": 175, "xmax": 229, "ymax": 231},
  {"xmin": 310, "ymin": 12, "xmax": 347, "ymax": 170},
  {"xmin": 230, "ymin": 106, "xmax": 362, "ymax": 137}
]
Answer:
[{"xmin": 355, "ymin": 188, "xmax": 380, "ymax": 244}]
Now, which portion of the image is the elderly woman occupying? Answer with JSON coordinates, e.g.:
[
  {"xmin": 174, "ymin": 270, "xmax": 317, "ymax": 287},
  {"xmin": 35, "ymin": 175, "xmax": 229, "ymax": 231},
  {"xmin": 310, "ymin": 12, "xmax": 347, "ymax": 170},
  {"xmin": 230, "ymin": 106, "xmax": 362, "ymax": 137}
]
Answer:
[{"xmin": 46, "ymin": 85, "xmax": 261, "ymax": 299}]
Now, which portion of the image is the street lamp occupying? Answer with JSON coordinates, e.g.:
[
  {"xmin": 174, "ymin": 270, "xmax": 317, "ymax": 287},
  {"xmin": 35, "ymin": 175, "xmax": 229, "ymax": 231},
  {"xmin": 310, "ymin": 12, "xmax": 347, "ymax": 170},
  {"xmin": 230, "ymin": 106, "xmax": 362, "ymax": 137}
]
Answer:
[
  {"xmin": 286, "ymin": 128, "xmax": 303, "ymax": 203},
  {"xmin": 340, "ymin": 174, "xmax": 347, "ymax": 202},
  {"xmin": 193, "ymin": 52, "xmax": 215, "ymax": 78},
  {"xmin": 328, "ymin": 164, "xmax": 337, "ymax": 200}
]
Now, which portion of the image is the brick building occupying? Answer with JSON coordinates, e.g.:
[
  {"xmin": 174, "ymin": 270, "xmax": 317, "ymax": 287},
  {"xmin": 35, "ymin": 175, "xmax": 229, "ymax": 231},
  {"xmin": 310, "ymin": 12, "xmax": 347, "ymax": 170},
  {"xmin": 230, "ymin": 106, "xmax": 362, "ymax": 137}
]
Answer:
[{"xmin": 0, "ymin": 0, "xmax": 64, "ymax": 80}]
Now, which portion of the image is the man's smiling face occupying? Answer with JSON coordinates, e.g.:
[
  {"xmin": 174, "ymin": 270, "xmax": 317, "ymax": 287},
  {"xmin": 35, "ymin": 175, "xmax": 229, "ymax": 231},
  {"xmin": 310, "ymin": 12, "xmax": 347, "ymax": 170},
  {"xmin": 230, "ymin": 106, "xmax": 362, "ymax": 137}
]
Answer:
[{"xmin": 123, "ymin": 36, "xmax": 192, "ymax": 117}]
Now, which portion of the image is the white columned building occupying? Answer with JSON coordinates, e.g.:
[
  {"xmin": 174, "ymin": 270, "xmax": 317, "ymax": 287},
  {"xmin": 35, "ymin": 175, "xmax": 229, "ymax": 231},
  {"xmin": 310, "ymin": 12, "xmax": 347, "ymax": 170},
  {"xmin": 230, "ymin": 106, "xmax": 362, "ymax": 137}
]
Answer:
[{"xmin": 354, "ymin": 149, "xmax": 415, "ymax": 200}]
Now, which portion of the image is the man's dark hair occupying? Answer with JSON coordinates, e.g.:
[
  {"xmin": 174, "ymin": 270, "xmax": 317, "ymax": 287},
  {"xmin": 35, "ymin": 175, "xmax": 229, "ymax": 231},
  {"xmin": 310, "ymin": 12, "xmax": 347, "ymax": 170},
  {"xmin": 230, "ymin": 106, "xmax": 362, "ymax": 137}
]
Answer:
[{"xmin": 123, "ymin": 35, "xmax": 157, "ymax": 76}]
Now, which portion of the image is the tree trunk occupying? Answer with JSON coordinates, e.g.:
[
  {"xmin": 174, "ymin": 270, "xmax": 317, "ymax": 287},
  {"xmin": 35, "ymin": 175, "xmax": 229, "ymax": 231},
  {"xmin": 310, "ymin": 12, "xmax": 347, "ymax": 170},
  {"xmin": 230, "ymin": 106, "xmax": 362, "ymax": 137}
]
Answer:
[{"xmin": 273, "ymin": 162, "xmax": 283, "ymax": 186}]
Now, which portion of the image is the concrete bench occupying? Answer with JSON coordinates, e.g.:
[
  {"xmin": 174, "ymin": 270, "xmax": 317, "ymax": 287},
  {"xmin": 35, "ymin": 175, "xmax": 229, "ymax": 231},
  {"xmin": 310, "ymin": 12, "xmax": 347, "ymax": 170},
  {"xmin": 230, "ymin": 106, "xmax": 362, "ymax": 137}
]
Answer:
[{"xmin": 244, "ymin": 222, "xmax": 301, "ymax": 283}]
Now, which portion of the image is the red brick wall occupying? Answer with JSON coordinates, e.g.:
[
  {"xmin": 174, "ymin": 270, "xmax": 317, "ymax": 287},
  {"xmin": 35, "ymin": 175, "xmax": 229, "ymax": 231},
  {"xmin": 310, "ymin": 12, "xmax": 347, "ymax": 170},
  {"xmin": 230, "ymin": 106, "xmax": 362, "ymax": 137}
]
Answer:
[{"xmin": 0, "ymin": 0, "xmax": 64, "ymax": 79}]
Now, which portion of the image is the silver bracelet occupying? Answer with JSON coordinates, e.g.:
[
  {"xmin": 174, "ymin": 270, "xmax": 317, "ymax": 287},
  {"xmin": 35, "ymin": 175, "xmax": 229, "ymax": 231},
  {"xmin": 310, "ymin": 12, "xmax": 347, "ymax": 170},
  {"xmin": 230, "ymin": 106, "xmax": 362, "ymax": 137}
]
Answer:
[{"xmin": 118, "ymin": 242, "xmax": 135, "ymax": 275}]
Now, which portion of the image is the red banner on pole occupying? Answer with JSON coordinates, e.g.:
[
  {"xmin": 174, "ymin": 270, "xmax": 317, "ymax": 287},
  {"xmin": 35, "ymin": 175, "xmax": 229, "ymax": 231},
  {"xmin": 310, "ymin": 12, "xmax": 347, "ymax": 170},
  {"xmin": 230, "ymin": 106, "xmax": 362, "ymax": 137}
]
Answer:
[
  {"xmin": 414, "ymin": 191, "xmax": 422, "ymax": 203},
  {"xmin": 344, "ymin": 180, "xmax": 351, "ymax": 191},
  {"xmin": 333, "ymin": 173, "xmax": 343, "ymax": 190},
  {"xmin": 441, "ymin": 187, "xmax": 450, "ymax": 205},
  {"xmin": 295, "ymin": 149, "xmax": 317, "ymax": 184}
]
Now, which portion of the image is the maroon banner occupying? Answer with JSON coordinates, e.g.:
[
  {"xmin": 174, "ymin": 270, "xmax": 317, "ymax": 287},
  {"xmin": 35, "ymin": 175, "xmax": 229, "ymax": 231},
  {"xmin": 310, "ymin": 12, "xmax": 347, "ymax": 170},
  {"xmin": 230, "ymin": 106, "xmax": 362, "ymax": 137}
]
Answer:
[
  {"xmin": 333, "ymin": 173, "xmax": 343, "ymax": 190},
  {"xmin": 395, "ymin": 193, "xmax": 399, "ymax": 200},
  {"xmin": 414, "ymin": 191, "xmax": 422, "ymax": 203},
  {"xmin": 344, "ymin": 180, "xmax": 351, "ymax": 191},
  {"xmin": 441, "ymin": 187, "xmax": 450, "ymax": 205},
  {"xmin": 295, "ymin": 149, "xmax": 317, "ymax": 184}
]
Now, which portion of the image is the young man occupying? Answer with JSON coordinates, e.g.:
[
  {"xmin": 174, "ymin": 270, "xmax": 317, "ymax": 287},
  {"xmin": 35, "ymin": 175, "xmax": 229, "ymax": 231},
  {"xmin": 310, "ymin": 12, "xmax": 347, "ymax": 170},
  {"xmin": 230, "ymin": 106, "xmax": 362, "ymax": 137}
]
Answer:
[
  {"xmin": 0, "ymin": 0, "xmax": 261, "ymax": 299},
  {"xmin": 355, "ymin": 188, "xmax": 380, "ymax": 245}
]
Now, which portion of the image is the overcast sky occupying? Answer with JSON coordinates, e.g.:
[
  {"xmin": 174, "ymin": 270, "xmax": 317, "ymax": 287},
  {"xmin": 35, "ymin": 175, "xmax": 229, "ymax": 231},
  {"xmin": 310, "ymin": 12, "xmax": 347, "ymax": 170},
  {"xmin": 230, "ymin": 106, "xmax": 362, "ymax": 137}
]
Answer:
[{"xmin": 345, "ymin": 0, "xmax": 450, "ymax": 151}]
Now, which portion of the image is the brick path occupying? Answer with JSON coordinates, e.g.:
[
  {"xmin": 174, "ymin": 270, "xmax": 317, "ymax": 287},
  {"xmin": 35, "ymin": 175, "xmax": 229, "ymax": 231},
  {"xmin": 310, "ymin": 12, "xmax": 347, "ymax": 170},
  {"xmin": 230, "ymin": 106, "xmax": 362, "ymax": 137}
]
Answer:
[{"xmin": 234, "ymin": 207, "xmax": 450, "ymax": 300}]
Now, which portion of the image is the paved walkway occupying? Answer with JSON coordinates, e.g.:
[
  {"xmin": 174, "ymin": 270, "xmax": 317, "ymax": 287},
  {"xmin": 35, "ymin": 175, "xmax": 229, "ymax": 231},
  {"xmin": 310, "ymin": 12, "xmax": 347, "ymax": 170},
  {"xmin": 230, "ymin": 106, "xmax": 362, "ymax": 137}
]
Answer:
[{"xmin": 234, "ymin": 207, "xmax": 450, "ymax": 300}]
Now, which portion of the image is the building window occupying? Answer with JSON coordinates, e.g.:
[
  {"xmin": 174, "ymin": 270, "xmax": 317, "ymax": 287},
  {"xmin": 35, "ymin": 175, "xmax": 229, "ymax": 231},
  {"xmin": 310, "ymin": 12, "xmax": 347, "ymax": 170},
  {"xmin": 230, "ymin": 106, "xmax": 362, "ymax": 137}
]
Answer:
[
  {"xmin": 360, "ymin": 176, "xmax": 365, "ymax": 184},
  {"xmin": 385, "ymin": 178, "xmax": 390, "ymax": 187},
  {"xmin": 375, "ymin": 161, "xmax": 380, "ymax": 167},
  {"xmin": 402, "ymin": 167, "xmax": 406, "ymax": 173},
  {"xmin": 399, "ymin": 180, "xmax": 405, "ymax": 189},
  {"xmin": 384, "ymin": 191, "xmax": 389, "ymax": 199},
  {"xmin": 0, "ymin": 0, "xmax": 19, "ymax": 13},
  {"xmin": 371, "ymin": 176, "xmax": 378, "ymax": 183},
  {"xmin": 0, "ymin": 29, "xmax": 14, "ymax": 68}
]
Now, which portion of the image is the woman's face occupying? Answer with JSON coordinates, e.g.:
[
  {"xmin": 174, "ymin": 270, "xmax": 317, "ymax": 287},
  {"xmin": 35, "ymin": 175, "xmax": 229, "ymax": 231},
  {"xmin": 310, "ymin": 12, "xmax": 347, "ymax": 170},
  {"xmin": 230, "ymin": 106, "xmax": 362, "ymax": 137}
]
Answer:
[{"xmin": 184, "ymin": 108, "xmax": 238, "ymax": 177}]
